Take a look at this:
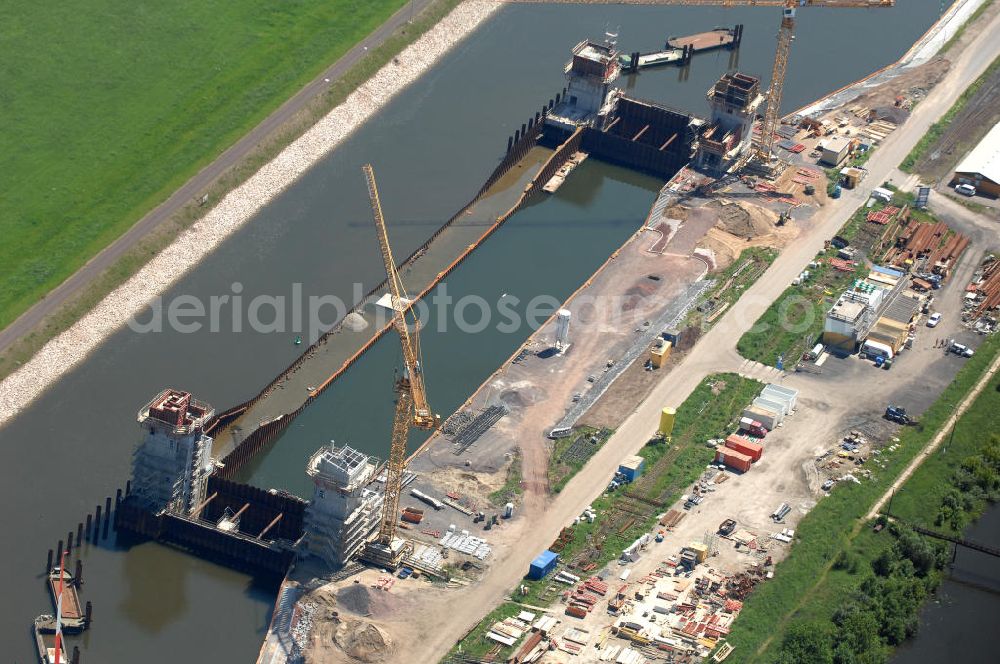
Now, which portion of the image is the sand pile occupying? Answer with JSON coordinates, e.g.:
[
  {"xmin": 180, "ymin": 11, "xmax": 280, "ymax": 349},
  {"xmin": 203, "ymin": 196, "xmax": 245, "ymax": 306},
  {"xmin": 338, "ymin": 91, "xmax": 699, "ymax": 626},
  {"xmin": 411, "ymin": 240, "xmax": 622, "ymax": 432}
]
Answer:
[
  {"xmin": 0, "ymin": 1, "xmax": 502, "ymax": 428},
  {"xmin": 334, "ymin": 620, "xmax": 392, "ymax": 662},
  {"xmin": 342, "ymin": 311, "xmax": 369, "ymax": 332},
  {"xmin": 708, "ymin": 200, "xmax": 776, "ymax": 239}
]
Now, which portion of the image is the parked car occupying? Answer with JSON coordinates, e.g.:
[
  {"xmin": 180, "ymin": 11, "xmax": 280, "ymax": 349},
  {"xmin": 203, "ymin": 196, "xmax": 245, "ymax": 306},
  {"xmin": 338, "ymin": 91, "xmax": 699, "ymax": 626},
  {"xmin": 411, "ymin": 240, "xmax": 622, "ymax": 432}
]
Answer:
[
  {"xmin": 821, "ymin": 479, "xmax": 835, "ymax": 492},
  {"xmin": 926, "ymin": 312, "xmax": 942, "ymax": 327},
  {"xmin": 949, "ymin": 342, "xmax": 974, "ymax": 357},
  {"xmin": 955, "ymin": 183, "xmax": 976, "ymax": 197}
]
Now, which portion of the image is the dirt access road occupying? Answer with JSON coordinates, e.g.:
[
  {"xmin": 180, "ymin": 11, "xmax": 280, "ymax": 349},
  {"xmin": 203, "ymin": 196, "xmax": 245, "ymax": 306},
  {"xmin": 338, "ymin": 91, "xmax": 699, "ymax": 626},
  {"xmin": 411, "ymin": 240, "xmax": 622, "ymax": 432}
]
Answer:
[
  {"xmin": 397, "ymin": 9, "xmax": 1000, "ymax": 663},
  {"xmin": 0, "ymin": 0, "xmax": 436, "ymax": 356}
]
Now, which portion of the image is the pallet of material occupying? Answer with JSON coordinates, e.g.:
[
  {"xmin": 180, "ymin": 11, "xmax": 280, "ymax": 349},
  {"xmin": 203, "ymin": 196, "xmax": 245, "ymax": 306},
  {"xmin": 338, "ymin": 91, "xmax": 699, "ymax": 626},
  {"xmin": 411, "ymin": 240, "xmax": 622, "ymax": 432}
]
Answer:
[
  {"xmin": 563, "ymin": 627, "xmax": 592, "ymax": 645},
  {"xmin": 659, "ymin": 509, "xmax": 685, "ymax": 529},
  {"xmin": 559, "ymin": 640, "xmax": 583, "ymax": 655}
]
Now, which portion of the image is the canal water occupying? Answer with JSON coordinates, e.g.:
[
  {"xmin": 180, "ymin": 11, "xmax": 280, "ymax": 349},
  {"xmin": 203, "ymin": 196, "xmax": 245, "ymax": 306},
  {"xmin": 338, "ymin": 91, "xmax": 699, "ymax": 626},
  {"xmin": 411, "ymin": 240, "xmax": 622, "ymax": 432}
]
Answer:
[
  {"xmin": 891, "ymin": 504, "xmax": 1000, "ymax": 663},
  {"xmin": 0, "ymin": 2, "xmax": 942, "ymax": 661}
]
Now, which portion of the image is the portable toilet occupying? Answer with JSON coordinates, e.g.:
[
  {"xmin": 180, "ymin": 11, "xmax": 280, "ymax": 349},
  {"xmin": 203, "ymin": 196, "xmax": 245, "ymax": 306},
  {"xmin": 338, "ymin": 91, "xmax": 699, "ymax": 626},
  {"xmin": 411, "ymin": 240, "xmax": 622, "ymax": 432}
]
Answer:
[
  {"xmin": 528, "ymin": 550, "xmax": 559, "ymax": 580},
  {"xmin": 618, "ymin": 455, "xmax": 645, "ymax": 482},
  {"xmin": 658, "ymin": 407, "xmax": 676, "ymax": 438}
]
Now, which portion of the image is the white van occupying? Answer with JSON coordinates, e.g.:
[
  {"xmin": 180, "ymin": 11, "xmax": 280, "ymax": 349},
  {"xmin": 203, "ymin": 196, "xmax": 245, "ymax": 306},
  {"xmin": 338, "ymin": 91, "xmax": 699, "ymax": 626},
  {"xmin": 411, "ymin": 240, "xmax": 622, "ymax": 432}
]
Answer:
[
  {"xmin": 861, "ymin": 339, "xmax": 894, "ymax": 361},
  {"xmin": 955, "ymin": 183, "xmax": 976, "ymax": 197}
]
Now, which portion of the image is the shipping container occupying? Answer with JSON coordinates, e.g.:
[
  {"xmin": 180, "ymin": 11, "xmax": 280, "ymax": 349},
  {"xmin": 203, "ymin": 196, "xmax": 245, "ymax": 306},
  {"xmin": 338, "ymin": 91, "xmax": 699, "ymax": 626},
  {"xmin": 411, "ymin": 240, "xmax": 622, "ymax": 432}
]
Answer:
[
  {"xmin": 715, "ymin": 448, "xmax": 752, "ymax": 473},
  {"xmin": 618, "ymin": 455, "xmax": 645, "ymax": 482},
  {"xmin": 565, "ymin": 605, "xmax": 588, "ymax": 619},
  {"xmin": 528, "ymin": 550, "xmax": 559, "ymax": 580},
  {"xmin": 724, "ymin": 435, "xmax": 762, "ymax": 462},
  {"xmin": 401, "ymin": 510, "xmax": 423, "ymax": 524}
]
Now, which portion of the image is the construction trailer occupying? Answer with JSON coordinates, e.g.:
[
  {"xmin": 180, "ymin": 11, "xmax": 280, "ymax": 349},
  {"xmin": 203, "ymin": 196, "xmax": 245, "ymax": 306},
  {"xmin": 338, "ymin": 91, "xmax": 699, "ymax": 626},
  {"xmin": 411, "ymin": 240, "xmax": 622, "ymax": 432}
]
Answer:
[{"xmin": 743, "ymin": 404, "xmax": 781, "ymax": 432}]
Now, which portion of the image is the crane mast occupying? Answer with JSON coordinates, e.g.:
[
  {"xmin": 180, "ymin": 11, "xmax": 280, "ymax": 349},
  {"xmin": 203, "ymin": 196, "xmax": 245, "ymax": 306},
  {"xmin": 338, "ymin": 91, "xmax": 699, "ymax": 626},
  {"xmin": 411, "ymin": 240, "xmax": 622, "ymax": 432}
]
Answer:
[
  {"xmin": 757, "ymin": 1, "xmax": 796, "ymax": 161},
  {"xmin": 362, "ymin": 164, "xmax": 439, "ymax": 561}
]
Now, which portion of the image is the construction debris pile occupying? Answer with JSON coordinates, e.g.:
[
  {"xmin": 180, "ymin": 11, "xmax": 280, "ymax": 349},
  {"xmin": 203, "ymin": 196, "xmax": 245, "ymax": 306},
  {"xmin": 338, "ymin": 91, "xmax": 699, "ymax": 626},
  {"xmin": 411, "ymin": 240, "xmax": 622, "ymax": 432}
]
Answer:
[{"xmin": 962, "ymin": 254, "xmax": 1000, "ymax": 334}]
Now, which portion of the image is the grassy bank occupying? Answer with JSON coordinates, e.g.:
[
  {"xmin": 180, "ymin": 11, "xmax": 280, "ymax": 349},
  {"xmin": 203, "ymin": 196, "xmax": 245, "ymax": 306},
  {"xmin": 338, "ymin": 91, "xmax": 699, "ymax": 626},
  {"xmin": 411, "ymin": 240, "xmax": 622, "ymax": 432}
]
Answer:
[
  {"xmin": 940, "ymin": 0, "xmax": 995, "ymax": 54},
  {"xmin": 723, "ymin": 332, "xmax": 1000, "ymax": 663},
  {"xmin": 0, "ymin": 0, "xmax": 465, "ymax": 382},
  {"xmin": 687, "ymin": 247, "xmax": 778, "ymax": 331},
  {"xmin": 451, "ymin": 374, "xmax": 762, "ymax": 660},
  {"xmin": 900, "ymin": 52, "xmax": 1000, "ymax": 173},
  {"xmin": 490, "ymin": 452, "xmax": 524, "ymax": 507},
  {"xmin": 549, "ymin": 428, "xmax": 612, "ymax": 494}
]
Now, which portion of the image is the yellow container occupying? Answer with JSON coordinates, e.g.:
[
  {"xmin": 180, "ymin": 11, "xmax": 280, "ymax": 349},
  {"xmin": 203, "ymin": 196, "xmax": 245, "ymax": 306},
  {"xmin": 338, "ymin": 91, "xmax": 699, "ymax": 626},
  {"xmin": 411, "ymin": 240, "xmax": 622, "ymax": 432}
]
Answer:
[
  {"xmin": 650, "ymin": 341, "xmax": 672, "ymax": 368},
  {"xmin": 689, "ymin": 541, "xmax": 709, "ymax": 563},
  {"xmin": 658, "ymin": 406, "xmax": 676, "ymax": 437}
]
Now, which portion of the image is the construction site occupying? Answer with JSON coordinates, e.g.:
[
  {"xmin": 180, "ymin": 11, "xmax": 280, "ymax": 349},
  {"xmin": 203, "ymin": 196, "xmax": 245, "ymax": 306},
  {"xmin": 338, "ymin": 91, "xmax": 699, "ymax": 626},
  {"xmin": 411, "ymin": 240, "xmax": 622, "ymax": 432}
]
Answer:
[{"xmin": 32, "ymin": 1, "xmax": 1000, "ymax": 663}]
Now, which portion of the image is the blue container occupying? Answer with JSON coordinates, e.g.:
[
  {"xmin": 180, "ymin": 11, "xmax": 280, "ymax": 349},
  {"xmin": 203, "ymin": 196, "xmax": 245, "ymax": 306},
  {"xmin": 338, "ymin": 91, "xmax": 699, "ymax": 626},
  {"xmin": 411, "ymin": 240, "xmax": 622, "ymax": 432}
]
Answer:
[
  {"xmin": 528, "ymin": 550, "xmax": 559, "ymax": 580},
  {"xmin": 617, "ymin": 456, "xmax": 645, "ymax": 483}
]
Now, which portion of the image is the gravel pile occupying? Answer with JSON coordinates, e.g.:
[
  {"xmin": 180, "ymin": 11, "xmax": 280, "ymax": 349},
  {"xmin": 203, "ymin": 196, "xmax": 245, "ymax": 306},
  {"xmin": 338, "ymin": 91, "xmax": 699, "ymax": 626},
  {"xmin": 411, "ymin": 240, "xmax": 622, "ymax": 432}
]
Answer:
[
  {"xmin": 336, "ymin": 583, "xmax": 372, "ymax": 615},
  {"xmin": 0, "ymin": 1, "xmax": 502, "ymax": 427}
]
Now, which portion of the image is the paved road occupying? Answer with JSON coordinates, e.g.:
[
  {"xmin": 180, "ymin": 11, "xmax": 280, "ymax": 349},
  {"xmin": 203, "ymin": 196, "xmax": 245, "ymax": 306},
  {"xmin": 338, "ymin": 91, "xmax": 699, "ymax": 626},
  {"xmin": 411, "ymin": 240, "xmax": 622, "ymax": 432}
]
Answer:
[
  {"xmin": 410, "ymin": 8, "xmax": 1000, "ymax": 662},
  {"xmin": 0, "ymin": 0, "xmax": 434, "ymax": 356}
]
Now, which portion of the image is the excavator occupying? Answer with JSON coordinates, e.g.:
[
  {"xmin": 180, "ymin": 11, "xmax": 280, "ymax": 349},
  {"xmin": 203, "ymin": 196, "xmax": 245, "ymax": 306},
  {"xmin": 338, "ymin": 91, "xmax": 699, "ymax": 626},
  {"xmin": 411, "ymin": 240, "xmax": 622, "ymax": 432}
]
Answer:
[{"xmin": 360, "ymin": 164, "xmax": 440, "ymax": 568}]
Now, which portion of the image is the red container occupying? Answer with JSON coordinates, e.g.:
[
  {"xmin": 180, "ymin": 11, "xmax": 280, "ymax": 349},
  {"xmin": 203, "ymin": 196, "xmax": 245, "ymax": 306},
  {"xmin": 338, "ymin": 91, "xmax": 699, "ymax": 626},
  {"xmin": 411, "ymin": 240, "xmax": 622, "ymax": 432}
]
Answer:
[
  {"xmin": 715, "ymin": 448, "xmax": 752, "ymax": 473},
  {"xmin": 566, "ymin": 605, "xmax": 588, "ymax": 619},
  {"xmin": 725, "ymin": 435, "xmax": 763, "ymax": 462},
  {"xmin": 401, "ymin": 510, "xmax": 423, "ymax": 524}
]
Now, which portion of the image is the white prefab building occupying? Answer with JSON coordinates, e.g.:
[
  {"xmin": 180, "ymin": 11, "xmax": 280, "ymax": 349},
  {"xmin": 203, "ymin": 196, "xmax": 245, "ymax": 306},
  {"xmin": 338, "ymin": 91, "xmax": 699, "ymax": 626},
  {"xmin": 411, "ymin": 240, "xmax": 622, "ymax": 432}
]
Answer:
[
  {"xmin": 131, "ymin": 389, "xmax": 215, "ymax": 515},
  {"xmin": 762, "ymin": 384, "xmax": 798, "ymax": 412},
  {"xmin": 303, "ymin": 445, "xmax": 383, "ymax": 569}
]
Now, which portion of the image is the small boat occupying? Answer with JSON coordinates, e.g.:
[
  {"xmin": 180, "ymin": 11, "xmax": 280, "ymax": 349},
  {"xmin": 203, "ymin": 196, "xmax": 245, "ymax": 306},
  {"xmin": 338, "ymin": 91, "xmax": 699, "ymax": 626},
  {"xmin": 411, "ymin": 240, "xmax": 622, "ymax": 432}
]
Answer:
[{"xmin": 32, "ymin": 615, "xmax": 67, "ymax": 664}]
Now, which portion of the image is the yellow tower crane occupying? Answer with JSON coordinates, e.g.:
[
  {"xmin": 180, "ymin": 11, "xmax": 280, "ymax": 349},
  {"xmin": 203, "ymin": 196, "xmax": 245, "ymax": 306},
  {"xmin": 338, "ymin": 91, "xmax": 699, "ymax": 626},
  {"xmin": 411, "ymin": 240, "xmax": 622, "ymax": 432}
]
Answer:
[{"xmin": 361, "ymin": 163, "xmax": 440, "ymax": 568}]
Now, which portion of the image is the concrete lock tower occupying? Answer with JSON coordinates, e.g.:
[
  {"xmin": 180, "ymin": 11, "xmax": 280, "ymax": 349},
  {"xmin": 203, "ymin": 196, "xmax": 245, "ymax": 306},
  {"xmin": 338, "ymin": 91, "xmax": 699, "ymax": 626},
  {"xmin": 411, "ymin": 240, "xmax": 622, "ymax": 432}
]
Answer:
[
  {"xmin": 130, "ymin": 389, "xmax": 215, "ymax": 515},
  {"xmin": 695, "ymin": 72, "xmax": 764, "ymax": 171},
  {"xmin": 546, "ymin": 36, "xmax": 621, "ymax": 134},
  {"xmin": 303, "ymin": 444, "xmax": 384, "ymax": 569}
]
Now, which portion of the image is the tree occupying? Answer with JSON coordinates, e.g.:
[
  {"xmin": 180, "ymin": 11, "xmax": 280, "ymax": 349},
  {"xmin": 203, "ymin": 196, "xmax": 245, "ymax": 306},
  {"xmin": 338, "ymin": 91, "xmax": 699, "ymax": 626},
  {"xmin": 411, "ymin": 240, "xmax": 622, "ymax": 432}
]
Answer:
[{"xmin": 776, "ymin": 621, "xmax": 835, "ymax": 664}]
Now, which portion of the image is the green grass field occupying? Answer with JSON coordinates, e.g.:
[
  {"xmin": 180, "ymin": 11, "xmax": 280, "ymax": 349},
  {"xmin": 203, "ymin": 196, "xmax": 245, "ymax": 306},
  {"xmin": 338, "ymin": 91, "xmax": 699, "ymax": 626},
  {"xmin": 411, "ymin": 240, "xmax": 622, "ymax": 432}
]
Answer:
[{"xmin": 0, "ymin": 0, "xmax": 406, "ymax": 329}]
